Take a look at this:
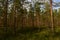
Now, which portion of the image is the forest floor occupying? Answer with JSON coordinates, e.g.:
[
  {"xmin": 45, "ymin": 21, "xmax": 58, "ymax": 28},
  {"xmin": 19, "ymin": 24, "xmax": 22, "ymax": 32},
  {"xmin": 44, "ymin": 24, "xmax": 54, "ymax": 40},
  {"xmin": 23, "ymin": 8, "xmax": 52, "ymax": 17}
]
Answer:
[{"xmin": 0, "ymin": 27, "xmax": 60, "ymax": 40}]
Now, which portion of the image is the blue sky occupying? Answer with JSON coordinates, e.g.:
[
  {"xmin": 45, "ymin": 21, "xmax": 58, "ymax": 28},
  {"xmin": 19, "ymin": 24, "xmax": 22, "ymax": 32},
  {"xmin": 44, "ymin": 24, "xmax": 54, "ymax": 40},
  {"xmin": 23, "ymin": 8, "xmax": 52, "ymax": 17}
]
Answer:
[
  {"xmin": 28, "ymin": 0, "xmax": 60, "ymax": 2},
  {"xmin": 27, "ymin": 0, "xmax": 60, "ymax": 9},
  {"xmin": 53, "ymin": 0, "xmax": 60, "ymax": 9},
  {"xmin": 53, "ymin": 0, "xmax": 60, "ymax": 2}
]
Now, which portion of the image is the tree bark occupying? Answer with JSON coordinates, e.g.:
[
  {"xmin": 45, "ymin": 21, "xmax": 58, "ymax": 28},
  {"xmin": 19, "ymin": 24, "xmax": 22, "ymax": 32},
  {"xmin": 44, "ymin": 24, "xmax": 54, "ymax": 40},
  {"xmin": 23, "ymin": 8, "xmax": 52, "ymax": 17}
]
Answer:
[{"xmin": 50, "ymin": 0, "xmax": 54, "ymax": 33}]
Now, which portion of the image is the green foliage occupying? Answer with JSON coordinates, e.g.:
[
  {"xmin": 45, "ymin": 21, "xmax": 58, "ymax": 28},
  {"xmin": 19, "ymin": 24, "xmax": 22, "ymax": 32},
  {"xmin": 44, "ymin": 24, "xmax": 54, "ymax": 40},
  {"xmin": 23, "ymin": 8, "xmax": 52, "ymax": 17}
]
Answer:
[{"xmin": 0, "ymin": 0, "xmax": 60, "ymax": 40}]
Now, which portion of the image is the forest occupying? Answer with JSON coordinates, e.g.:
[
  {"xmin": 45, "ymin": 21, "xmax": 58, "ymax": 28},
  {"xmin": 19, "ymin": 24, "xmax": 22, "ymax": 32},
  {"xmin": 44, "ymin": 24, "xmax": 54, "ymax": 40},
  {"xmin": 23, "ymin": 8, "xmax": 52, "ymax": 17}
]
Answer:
[{"xmin": 0, "ymin": 0, "xmax": 60, "ymax": 40}]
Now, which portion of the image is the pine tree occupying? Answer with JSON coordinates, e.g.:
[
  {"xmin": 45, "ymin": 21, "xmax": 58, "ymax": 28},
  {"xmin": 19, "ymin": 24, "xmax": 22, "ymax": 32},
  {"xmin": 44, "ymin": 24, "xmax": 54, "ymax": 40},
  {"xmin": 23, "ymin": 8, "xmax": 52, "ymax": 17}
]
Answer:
[
  {"xmin": 29, "ymin": 4, "xmax": 34, "ymax": 27},
  {"xmin": 44, "ymin": 2, "xmax": 51, "ymax": 28},
  {"xmin": 34, "ymin": 2, "xmax": 40, "ymax": 27},
  {"xmin": 50, "ymin": 0, "xmax": 54, "ymax": 33},
  {"xmin": 13, "ymin": 0, "xmax": 25, "ymax": 34},
  {"xmin": 0, "ymin": 0, "xmax": 4, "ymax": 27}
]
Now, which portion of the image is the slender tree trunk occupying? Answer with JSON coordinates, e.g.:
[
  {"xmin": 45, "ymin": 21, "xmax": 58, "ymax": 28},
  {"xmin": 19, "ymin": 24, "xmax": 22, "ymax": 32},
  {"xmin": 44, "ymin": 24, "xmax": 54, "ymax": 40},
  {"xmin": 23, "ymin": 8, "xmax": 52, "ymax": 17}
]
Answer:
[
  {"xmin": 2, "ymin": 0, "xmax": 8, "ymax": 39},
  {"xmin": 50, "ymin": 0, "xmax": 54, "ymax": 33},
  {"xmin": 13, "ymin": 1, "xmax": 17, "ymax": 35},
  {"xmin": 3, "ymin": 0, "xmax": 8, "ymax": 33}
]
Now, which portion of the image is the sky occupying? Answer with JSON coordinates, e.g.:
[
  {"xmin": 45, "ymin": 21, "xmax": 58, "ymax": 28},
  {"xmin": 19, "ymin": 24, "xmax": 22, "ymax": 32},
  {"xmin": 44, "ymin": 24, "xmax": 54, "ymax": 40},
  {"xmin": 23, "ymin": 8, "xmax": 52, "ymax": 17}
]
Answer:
[
  {"xmin": 53, "ymin": 0, "xmax": 60, "ymax": 2},
  {"xmin": 27, "ymin": 0, "xmax": 60, "ymax": 9},
  {"xmin": 8, "ymin": 0, "xmax": 60, "ymax": 10},
  {"xmin": 53, "ymin": 0, "xmax": 60, "ymax": 9},
  {"xmin": 27, "ymin": 0, "xmax": 60, "ymax": 2}
]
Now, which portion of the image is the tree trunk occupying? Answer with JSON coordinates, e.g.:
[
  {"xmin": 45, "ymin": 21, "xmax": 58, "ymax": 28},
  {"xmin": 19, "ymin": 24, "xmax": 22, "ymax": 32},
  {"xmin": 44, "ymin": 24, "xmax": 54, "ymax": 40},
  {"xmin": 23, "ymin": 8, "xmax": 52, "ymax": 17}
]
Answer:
[
  {"xmin": 50, "ymin": 0, "xmax": 54, "ymax": 33},
  {"xmin": 3, "ymin": 0, "xmax": 8, "ymax": 33}
]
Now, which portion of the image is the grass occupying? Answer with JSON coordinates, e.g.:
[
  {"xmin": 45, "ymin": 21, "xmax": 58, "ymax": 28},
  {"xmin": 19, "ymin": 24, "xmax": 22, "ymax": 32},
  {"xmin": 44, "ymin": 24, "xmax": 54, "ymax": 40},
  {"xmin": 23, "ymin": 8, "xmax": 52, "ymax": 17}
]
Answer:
[{"xmin": 0, "ymin": 26, "xmax": 60, "ymax": 40}]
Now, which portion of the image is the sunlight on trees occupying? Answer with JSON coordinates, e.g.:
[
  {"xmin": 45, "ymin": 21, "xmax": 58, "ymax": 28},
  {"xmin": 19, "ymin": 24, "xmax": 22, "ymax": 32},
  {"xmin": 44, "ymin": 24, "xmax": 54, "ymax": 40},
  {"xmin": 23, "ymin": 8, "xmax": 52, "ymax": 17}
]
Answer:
[{"xmin": 0, "ymin": 0, "xmax": 60, "ymax": 40}]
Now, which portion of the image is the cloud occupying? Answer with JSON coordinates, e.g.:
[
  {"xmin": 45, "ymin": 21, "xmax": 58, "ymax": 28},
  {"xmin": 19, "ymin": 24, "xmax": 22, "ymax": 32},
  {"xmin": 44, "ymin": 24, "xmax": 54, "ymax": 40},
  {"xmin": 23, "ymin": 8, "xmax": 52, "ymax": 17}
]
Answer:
[
  {"xmin": 53, "ymin": 7, "xmax": 60, "ymax": 9},
  {"xmin": 53, "ymin": 0, "xmax": 60, "ymax": 2}
]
